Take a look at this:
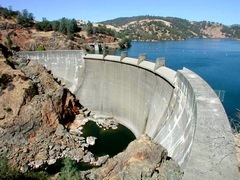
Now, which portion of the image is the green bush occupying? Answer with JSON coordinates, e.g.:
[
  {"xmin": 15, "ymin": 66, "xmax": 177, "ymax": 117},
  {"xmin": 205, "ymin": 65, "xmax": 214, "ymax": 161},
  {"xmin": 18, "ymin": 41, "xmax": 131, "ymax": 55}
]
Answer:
[
  {"xmin": 0, "ymin": 154, "xmax": 20, "ymax": 179},
  {"xmin": 37, "ymin": 45, "xmax": 46, "ymax": 51},
  {"xmin": 35, "ymin": 18, "xmax": 52, "ymax": 31},
  {"xmin": 58, "ymin": 157, "xmax": 79, "ymax": 180},
  {"xmin": 17, "ymin": 9, "xmax": 34, "ymax": 27},
  {"xmin": 0, "ymin": 6, "xmax": 18, "ymax": 19},
  {"xmin": 118, "ymin": 37, "xmax": 131, "ymax": 49},
  {"xmin": 0, "ymin": 154, "xmax": 49, "ymax": 180}
]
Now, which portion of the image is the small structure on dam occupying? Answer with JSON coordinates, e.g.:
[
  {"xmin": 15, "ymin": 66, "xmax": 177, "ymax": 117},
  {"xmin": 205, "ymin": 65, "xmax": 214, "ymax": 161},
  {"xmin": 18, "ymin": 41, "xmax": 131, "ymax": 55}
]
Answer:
[{"xmin": 18, "ymin": 50, "xmax": 239, "ymax": 180}]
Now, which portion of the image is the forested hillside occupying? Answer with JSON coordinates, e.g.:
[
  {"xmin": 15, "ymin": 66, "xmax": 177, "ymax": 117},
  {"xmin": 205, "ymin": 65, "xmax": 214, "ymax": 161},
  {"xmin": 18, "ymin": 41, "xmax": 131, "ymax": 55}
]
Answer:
[
  {"xmin": 0, "ymin": 6, "xmax": 129, "ymax": 51},
  {"xmin": 101, "ymin": 16, "xmax": 240, "ymax": 41}
]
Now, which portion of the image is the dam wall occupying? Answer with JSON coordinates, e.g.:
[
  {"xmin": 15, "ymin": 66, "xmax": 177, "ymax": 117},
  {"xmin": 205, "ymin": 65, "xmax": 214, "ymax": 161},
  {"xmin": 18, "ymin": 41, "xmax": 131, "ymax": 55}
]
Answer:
[
  {"xmin": 17, "ymin": 50, "xmax": 85, "ymax": 92},
  {"xmin": 81, "ymin": 54, "xmax": 196, "ymax": 167},
  {"xmin": 18, "ymin": 51, "xmax": 239, "ymax": 180}
]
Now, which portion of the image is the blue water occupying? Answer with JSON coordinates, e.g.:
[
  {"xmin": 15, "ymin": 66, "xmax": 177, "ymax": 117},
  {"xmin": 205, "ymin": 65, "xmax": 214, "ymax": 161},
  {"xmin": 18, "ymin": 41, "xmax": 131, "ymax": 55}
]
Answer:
[{"xmin": 115, "ymin": 39, "xmax": 240, "ymax": 119}]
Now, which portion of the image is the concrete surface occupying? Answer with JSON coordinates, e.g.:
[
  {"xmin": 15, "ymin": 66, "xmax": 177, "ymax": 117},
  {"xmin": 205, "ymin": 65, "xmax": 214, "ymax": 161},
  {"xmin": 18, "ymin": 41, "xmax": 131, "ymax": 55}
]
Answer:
[{"xmin": 18, "ymin": 51, "xmax": 239, "ymax": 179}]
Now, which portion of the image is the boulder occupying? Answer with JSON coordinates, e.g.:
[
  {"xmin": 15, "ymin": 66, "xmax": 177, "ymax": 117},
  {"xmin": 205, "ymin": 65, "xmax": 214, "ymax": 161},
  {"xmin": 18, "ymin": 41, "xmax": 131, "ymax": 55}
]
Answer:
[
  {"xmin": 86, "ymin": 136, "xmax": 97, "ymax": 146},
  {"xmin": 81, "ymin": 135, "xmax": 183, "ymax": 180},
  {"xmin": 47, "ymin": 158, "xmax": 57, "ymax": 165},
  {"xmin": 67, "ymin": 148, "xmax": 84, "ymax": 162},
  {"xmin": 94, "ymin": 155, "xmax": 109, "ymax": 166},
  {"xmin": 55, "ymin": 124, "xmax": 65, "ymax": 137},
  {"xmin": 82, "ymin": 151, "xmax": 95, "ymax": 163}
]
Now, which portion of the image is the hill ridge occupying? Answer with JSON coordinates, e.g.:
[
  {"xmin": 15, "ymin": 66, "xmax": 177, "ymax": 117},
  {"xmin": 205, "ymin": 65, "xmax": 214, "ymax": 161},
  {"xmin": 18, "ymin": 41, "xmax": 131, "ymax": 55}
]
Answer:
[{"xmin": 99, "ymin": 15, "xmax": 240, "ymax": 41}]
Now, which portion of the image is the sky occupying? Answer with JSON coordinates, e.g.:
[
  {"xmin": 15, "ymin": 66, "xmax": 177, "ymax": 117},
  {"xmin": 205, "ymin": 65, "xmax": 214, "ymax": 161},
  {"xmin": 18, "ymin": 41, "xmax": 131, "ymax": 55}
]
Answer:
[{"xmin": 1, "ymin": 0, "xmax": 239, "ymax": 25}]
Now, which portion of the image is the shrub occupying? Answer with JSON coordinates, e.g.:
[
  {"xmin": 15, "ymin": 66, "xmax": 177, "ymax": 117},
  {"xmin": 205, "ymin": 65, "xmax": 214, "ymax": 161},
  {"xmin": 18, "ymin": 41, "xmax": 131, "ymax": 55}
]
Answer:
[
  {"xmin": 0, "ymin": 154, "xmax": 20, "ymax": 179},
  {"xmin": 37, "ymin": 45, "xmax": 46, "ymax": 51},
  {"xmin": 58, "ymin": 157, "xmax": 79, "ymax": 180},
  {"xmin": 118, "ymin": 37, "xmax": 131, "ymax": 49},
  {"xmin": 0, "ymin": 154, "xmax": 49, "ymax": 180},
  {"xmin": 35, "ymin": 18, "xmax": 52, "ymax": 31},
  {"xmin": 17, "ymin": 9, "xmax": 34, "ymax": 27}
]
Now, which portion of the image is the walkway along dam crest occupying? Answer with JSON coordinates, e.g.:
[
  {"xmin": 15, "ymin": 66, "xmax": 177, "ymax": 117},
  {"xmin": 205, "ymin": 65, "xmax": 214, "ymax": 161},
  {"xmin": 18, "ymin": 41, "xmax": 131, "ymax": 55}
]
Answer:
[{"xmin": 18, "ymin": 50, "xmax": 239, "ymax": 180}]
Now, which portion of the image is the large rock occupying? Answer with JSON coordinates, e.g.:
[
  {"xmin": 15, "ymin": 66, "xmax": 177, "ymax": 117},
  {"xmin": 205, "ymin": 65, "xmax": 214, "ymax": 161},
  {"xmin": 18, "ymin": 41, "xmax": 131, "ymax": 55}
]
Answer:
[
  {"xmin": 86, "ymin": 136, "xmax": 97, "ymax": 145},
  {"xmin": 81, "ymin": 134, "xmax": 183, "ymax": 180}
]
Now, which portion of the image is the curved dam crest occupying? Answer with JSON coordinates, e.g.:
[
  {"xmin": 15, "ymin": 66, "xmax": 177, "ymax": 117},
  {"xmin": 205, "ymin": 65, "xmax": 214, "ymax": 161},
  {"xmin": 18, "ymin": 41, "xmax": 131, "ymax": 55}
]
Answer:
[{"xmin": 18, "ymin": 50, "xmax": 239, "ymax": 180}]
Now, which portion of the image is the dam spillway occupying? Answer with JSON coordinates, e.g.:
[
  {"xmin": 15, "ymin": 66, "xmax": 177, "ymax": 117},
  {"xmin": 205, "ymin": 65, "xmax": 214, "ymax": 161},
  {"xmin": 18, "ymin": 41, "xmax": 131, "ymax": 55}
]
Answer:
[{"xmin": 18, "ymin": 50, "xmax": 239, "ymax": 180}]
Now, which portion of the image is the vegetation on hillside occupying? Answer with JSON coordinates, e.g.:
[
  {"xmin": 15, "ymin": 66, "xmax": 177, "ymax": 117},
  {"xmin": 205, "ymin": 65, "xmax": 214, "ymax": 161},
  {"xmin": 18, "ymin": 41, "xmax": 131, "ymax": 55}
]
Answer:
[
  {"xmin": 2, "ymin": 5, "xmax": 240, "ymax": 51},
  {"xmin": 0, "ymin": 6, "xmax": 130, "ymax": 50},
  {"xmin": 0, "ymin": 6, "xmax": 34, "ymax": 27},
  {"xmin": 221, "ymin": 25, "xmax": 240, "ymax": 39},
  {"xmin": 0, "ymin": 6, "xmax": 18, "ymax": 19},
  {"xmin": 0, "ymin": 154, "xmax": 49, "ymax": 179},
  {"xmin": 0, "ymin": 153, "xmax": 86, "ymax": 179},
  {"xmin": 17, "ymin": 9, "xmax": 34, "ymax": 27},
  {"xmin": 0, "ymin": 6, "xmax": 79, "ymax": 39},
  {"xmin": 58, "ymin": 157, "xmax": 79, "ymax": 180},
  {"xmin": 100, "ymin": 15, "xmax": 240, "ymax": 41},
  {"xmin": 84, "ymin": 22, "xmax": 131, "ymax": 48},
  {"xmin": 86, "ymin": 21, "xmax": 115, "ymax": 36},
  {"xmin": 118, "ymin": 37, "xmax": 132, "ymax": 49},
  {"xmin": 1, "ymin": 6, "xmax": 240, "ymax": 49},
  {"xmin": 35, "ymin": 18, "xmax": 79, "ymax": 40}
]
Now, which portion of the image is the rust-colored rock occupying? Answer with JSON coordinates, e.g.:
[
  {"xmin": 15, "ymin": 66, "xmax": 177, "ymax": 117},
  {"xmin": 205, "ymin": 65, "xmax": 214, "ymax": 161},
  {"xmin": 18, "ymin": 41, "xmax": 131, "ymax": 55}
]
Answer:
[
  {"xmin": 81, "ymin": 135, "xmax": 183, "ymax": 180},
  {"xmin": 0, "ymin": 55, "xmax": 85, "ymax": 170}
]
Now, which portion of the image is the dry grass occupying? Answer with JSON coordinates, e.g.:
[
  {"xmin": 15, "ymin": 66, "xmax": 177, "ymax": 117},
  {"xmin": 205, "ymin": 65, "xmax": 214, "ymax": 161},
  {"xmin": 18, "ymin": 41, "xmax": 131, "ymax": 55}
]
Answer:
[
  {"xmin": 31, "ymin": 29, "xmax": 53, "ymax": 38},
  {"xmin": 202, "ymin": 26, "xmax": 226, "ymax": 38}
]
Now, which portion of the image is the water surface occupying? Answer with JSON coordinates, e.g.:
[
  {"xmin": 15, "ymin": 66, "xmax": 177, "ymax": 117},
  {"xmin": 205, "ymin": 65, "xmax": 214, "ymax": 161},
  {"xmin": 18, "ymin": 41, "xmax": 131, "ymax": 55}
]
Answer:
[
  {"xmin": 115, "ymin": 39, "xmax": 240, "ymax": 119},
  {"xmin": 82, "ymin": 121, "xmax": 136, "ymax": 157}
]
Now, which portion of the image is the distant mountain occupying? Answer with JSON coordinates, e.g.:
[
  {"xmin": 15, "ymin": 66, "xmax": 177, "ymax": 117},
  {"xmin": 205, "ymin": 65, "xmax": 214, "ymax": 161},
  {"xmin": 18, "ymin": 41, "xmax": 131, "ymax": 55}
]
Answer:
[
  {"xmin": 100, "ymin": 16, "xmax": 240, "ymax": 41},
  {"xmin": 231, "ymin": 24, "xmax": 240, "ymax": 27}
]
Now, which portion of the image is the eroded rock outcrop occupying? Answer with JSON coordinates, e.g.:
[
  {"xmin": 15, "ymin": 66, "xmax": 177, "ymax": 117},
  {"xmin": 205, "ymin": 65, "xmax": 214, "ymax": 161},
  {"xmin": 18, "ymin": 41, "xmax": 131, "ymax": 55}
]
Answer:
[
  {"xmin": 0, "ymin": 56, "xmax": 86, "ymax": 171},
  {"xmin": 81, "ymin": 134, "xmax": 183, "ymax": 180}
]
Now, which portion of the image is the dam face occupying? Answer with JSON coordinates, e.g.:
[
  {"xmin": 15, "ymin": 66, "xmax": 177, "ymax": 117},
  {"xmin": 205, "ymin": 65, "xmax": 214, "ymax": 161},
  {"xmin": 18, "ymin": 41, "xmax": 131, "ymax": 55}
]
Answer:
[{"xmin": 18, "ymin": 51, "xmax": 239, "ymax": 180}]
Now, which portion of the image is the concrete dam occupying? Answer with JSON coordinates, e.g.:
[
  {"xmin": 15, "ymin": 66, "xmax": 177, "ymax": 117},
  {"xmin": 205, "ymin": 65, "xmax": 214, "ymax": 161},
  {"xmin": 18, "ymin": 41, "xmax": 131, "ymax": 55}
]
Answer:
[{"xmin": 18, "ymin": 50, "xmax": 239, "ymax": 179}]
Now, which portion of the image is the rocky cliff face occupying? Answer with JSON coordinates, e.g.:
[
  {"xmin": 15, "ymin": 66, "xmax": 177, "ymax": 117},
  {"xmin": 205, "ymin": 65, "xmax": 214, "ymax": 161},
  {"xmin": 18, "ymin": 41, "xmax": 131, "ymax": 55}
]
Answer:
[{"xmin": 0, "ymin": 55, "xmax": 85, "ymax": 171}]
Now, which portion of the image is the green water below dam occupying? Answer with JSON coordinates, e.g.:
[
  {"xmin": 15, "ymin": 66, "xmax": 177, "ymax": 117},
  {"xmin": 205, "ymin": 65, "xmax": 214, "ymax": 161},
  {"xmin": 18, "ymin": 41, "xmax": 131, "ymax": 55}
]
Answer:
[{"xmin": 82, "ymin": 121, "xmax": 136, "ymax": 157}]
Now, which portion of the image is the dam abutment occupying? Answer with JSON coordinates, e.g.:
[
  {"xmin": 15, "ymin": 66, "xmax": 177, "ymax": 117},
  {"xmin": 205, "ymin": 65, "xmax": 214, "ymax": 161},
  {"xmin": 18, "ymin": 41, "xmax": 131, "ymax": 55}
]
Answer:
[{"xmin": 18, "ymin": 50, "xmax": 239, "ymax": 179}]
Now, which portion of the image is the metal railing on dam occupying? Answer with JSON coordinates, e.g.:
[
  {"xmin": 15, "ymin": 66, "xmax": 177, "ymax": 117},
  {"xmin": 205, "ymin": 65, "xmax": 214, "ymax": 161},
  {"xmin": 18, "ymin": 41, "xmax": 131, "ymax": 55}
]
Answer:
[{"xmin": 18, "ymin": 50, "xmax": 239, "ymax": 180}]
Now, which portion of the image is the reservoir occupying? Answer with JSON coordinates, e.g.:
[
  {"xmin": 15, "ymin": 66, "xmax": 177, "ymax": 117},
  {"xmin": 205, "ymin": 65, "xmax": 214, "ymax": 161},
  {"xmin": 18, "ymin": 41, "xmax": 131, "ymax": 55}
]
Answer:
[{"xmin": 115, "ymin": 38, "xmax": 240, "ymax": 123}]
